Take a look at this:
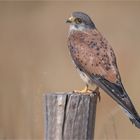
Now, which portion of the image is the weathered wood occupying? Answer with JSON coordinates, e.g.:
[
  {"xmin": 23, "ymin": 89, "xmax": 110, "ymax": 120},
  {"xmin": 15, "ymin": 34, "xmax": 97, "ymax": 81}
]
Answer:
[{"xmin": 44, "ymin": 92, "xmax": 98, "ymax": 140}]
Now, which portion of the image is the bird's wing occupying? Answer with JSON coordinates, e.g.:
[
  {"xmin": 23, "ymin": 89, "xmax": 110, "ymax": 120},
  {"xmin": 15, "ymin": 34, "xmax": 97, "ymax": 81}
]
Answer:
[
  {"xmin": 68, "ymin": 29, "xmax": 120, "ymax": 84},
  {"xmin": 68, "ymin": 29, "xmax": 140, "ymax": 122}
]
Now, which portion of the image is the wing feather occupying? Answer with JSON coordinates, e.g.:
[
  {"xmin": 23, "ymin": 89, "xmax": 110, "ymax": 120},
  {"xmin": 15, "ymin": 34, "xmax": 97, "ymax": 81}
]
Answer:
[
  {"xmin": 68, "ymin": 29, "xmax": 120, "ymax": 83},
  {"xmin": 68, "ymin": 29, "xmax": 140, "ymax": 122}
]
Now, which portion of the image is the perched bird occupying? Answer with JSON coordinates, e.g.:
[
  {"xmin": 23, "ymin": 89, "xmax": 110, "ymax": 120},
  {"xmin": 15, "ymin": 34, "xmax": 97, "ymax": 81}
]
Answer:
[{"xmin": 66, "ymin": 11, "xmax": 140, "ymax": 128}]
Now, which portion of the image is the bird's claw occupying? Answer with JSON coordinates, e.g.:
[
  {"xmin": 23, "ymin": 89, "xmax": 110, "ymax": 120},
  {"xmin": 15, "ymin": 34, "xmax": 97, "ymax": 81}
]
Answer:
[
  {"xmin": 92, "ymin": 87, "xmax": 101, "ymax": 102},
  {"xmin": 73, "ymin": 85, "xmax": 101, "ymax": 101},
  {"xmin": 73, "ymin": 85, "xmax": 93, "ymax": 94}
]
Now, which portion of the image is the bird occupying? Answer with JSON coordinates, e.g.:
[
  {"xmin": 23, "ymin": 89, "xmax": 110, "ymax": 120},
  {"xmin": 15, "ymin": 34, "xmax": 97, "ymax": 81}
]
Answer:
[{"xmin": 66, "ymin": 11, "xmax": 140, "ymax": 129}]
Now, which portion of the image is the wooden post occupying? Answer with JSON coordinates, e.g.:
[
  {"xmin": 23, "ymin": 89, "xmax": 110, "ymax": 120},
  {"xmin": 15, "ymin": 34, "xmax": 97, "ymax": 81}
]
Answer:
[{"xmin": 44, "ymin": 92, "xmax": 98, "ymax": 140}]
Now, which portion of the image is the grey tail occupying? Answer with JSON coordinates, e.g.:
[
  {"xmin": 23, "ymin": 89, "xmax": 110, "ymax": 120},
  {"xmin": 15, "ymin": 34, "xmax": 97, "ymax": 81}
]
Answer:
[
  {"xmin": 129, "ymin": 116, "xmax": 140, "ymax": 129},
  {"xmin": 91, "ymin": 75, "xmax": 140, "ymax": 129},
  {"xmin": 120, "ymin": 105, "xmax": 140, "ymax": 129}
]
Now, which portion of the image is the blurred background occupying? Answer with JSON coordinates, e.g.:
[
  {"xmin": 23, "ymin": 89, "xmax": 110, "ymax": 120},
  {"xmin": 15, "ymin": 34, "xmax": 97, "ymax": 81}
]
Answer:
[{"xmin": 0, "ymin": 1, "xmax": 140, "ymax": 140}]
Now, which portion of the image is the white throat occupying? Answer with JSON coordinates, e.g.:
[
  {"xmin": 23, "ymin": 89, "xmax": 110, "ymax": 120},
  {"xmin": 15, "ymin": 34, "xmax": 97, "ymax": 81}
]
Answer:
[{"xmin": 69, "ymin": 24, "xmax": 86, "ymax": 32}]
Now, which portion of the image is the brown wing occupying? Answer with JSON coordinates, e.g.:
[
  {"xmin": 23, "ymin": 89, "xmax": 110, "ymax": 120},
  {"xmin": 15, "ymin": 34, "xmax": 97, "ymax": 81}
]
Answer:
[
  {"xmin": 68, "ymin": 29, "xmax": 121, "ymax": 84},
  {"xmin": 68, "ymin": 29, "xmax": 140, "ymax": 128}
]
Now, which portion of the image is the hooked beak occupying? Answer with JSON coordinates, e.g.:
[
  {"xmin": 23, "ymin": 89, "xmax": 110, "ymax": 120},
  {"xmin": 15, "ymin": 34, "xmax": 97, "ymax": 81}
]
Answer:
[{"xmin": 66, "ymin": 16, "xmax": 75, "ymax": 23}]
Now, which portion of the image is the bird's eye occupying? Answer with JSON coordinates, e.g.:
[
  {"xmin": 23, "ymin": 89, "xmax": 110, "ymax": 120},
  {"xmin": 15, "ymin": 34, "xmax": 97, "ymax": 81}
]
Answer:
[{"xmin": 75, "ymin": 18, "xmax": 82, "ymax": 24}]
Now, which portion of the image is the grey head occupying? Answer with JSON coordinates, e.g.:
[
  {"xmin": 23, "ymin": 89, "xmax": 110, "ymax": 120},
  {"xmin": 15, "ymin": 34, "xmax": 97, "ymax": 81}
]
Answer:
[{"xmin": 66, "ymin": 11, "xmax": 96, "ymax": 30}]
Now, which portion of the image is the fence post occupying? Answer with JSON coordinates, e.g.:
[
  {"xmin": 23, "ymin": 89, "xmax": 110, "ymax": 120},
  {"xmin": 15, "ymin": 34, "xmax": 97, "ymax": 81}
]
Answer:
[{"xmin": 44, "ymin": 92, "xmax": 98, "ymax": 140}]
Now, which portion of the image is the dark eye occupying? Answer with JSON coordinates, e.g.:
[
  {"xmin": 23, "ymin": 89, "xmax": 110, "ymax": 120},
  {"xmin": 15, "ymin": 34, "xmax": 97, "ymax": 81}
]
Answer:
[{"xmin": 75, "ymin": 18, "xmax": 82, "ymax": 24}]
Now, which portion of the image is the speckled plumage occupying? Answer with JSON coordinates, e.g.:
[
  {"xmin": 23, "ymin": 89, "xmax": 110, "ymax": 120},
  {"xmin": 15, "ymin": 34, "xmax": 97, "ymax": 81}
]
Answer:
[
  {"xmin": 66, "ymin": 11, "xmax": 140, "ymax": 128},
  {"xmin": 68, "ymin": 29, "xmax": 120, "ymax": 83}
]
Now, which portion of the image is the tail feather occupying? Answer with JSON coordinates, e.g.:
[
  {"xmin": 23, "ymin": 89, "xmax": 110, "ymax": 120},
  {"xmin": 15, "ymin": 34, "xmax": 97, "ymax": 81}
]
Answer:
[
  {"xmin": 130, "ymin": 117, "xmax": 140, "ymax": 129},
  {"xmin": 121, "ymin": 106, "xmax": 140, "ymax": 128},
  {"xmin": 91, "ymin": 75, "xmax": 140, "ymax": 129}
]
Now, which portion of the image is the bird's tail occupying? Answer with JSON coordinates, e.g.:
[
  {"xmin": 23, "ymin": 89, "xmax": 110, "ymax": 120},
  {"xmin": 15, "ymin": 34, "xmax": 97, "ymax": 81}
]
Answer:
[
  {"xmin": 130, "ymin": 117, "xmax": 140, "ymax": 129},
  {"xmin": 121, "ymin": 106, "xmax": 140, "ymax": 128},
  {"xmin": 92, "ymin": 75, "xmax": 140, "ymax": 129}
]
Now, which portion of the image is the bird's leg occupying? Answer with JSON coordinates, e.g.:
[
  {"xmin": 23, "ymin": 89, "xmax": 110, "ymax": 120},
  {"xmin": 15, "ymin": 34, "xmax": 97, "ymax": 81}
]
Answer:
[
  {"xmin": 73, "ymin": 85, "xmax": 101, "ymax": 101},
  {"xmin": 93, "ymin": 87, "xmax": 101, "ymax": 101},
  {"xmin": 73, "ymin": 84, "xmax": 93, "ymax": 94}
]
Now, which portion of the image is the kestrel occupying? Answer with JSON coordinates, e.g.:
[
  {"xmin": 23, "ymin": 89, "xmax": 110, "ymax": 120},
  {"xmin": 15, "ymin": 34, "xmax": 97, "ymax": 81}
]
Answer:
[{"xmin": 66, "ymin": 11, "xmax": 140, "ymax": 128}]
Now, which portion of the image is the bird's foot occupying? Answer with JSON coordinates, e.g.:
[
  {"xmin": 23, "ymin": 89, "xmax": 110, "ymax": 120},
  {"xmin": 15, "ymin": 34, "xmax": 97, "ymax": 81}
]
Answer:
[
  {"xmin": 93, "ymin": 87, "xmax": 101, "ymax": 102},
  {"xmin": 73, "ymin": 85, "xmax": 101, "ymax": 101},
  {"xmin": 73, "ymin": 85, "xmax": 93, "ymax": 94}
]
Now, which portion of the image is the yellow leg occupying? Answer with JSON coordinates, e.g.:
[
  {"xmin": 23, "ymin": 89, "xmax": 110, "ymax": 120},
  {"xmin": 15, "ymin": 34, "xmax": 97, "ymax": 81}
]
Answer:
[
  {"xmin": 73, "ymin": 85, "xmax": 101, "ymax": 101},
  {"xmin": 73, "ymin": 84, "xmax": 93, "ymax": 94}
]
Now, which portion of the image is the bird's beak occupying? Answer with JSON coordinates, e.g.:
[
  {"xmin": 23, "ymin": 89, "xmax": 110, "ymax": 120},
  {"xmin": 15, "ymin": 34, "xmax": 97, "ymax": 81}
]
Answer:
[{"xmin": 66, "ymin": 16, "xmax": 75, "ymax": 23}]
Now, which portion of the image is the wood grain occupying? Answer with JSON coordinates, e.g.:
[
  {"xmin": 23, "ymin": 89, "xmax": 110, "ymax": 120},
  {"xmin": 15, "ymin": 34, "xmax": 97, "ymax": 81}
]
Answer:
[{"xmin": 44, "ymin": 92, "xmax": 98, "ymax": 140}]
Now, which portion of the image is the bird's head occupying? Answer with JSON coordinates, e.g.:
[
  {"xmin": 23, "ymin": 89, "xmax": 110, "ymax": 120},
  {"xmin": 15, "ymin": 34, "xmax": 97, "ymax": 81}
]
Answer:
[{"xmin": 66, "ymin": 11, "xmax": 95, "ymax": 31}]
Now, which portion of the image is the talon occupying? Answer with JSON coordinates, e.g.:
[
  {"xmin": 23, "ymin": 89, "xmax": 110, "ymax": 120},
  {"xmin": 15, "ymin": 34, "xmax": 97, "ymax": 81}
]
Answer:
[
  {"xmin": 93, "ymin": 87, "xmax": 101, "ymax": 102},
  {"xmin": 73, "ymin": 84, "xmax": 93, "ymax": 94}
]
